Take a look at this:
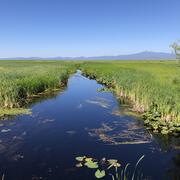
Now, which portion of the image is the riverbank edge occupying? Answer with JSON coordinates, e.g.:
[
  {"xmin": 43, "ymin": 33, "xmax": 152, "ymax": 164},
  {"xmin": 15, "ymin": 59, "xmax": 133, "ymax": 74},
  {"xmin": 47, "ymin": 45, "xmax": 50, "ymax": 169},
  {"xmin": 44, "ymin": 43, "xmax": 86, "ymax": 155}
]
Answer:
[
  {"xmin": 81, "ymin": 70, "xmax": 180, "ymax": 137},
  {"xmin": 0, "ymin": 69, "xmax": 76, "ymax": 118}
]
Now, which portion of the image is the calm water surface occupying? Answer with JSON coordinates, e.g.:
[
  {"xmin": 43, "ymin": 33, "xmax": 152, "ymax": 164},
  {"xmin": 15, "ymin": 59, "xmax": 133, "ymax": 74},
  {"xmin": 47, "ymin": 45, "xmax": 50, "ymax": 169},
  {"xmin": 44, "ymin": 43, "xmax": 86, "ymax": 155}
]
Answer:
[{"xmin": 0, "ymin": 71, "xmax": 179, "ymax": 180}]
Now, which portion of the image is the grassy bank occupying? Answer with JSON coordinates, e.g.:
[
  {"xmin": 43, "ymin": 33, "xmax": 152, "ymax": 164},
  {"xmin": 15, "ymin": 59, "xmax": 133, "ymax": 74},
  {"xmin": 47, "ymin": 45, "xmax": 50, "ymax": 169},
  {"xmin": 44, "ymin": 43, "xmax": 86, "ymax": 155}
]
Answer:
[
  {"xmin": 1, "ymin": 60, "xmax": 180, "ymax": 135},
  {"xmin": 80, "ymin": 60, "xmax": 180, "ymax": 135},
  {"xmin": 0, "ymin": 60, "xmax": 76, "ymax": 116}
]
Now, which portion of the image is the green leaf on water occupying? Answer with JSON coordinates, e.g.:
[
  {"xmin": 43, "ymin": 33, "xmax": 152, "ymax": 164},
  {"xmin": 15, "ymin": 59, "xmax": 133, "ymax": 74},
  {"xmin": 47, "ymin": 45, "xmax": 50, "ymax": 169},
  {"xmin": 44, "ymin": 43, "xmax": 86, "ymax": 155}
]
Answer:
[
  {"xmin": 85, "ymin": 157, "xmax": 93, "ymax": 162},
  {"xmin": 161, "ymin": 129, "xmax": 169, "ymax": 135},
  {"xmin": 95, "ymin": 169, "xmax": 105, "ymax": 179},
  {"xmin": 85, "ymin": 161, "xmax": 99, "ymax": 169},
  {"xmin": 76, "ymin": 156, "xmax": 86, "ymax": 162}
]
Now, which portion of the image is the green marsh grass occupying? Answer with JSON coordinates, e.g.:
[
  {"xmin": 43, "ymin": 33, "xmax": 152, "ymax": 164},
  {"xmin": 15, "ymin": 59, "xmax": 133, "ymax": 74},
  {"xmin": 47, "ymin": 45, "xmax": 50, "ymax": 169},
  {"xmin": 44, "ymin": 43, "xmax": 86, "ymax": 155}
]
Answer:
[
  {"xmin": 80, "ymin": 60, "xmax": 180, "ymax": 134},
  {"xmin": 0, "ymin": 60, "xmax": 76, "ymax": 115},
  {"xmin": 1, "ymin": 60, "xmax": 180, "ymax": 135}
]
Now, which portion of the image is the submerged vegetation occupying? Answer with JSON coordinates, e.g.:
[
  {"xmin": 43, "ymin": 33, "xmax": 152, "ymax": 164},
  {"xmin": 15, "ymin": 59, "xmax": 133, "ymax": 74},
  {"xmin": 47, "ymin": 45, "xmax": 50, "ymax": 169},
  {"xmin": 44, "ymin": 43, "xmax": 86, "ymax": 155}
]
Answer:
[
  {"xmin": 0, "ymin": 60, "xmax": 76, "ymax": 116},
  {"xmin": 86, "ymin": 121, "xmax": 152, "ymax": 145},
  {"xmin": 80, "ymin": 60, "xmax": 180, "ymax": 135}
]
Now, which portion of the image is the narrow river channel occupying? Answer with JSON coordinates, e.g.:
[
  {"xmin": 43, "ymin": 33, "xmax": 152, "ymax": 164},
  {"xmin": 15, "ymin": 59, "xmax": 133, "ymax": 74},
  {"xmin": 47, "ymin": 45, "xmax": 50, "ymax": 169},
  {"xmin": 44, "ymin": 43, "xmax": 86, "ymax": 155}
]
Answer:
[{"xmin": 0, "ymin": 71, "xmax": 179, "ymax": 180}]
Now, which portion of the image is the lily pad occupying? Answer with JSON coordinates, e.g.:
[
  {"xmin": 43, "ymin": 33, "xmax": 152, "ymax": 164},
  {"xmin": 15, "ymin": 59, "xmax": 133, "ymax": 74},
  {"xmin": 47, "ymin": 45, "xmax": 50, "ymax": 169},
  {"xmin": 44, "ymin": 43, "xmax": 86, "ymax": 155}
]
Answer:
[
  {"xmin": 144, "ymin": 120, "xmax": 150, "ymax": 125},
  {"xmin": 85, "ymin": 161, "xmax": 99, "ymax": 169},
  {"xmin": 161, "ymin": 130, "xmax": 169, "ymax": 135},
  {"xmin": 175, "ymin": 127, "xmax": 180, "ymax": 132},
  {"xmin": 85, "ymin": 157, "xmax": 93, "ymax": 162},
  {"xmin": 76, "ymin": 156, "xmax": 86, "ymax": 162},
  {"xmin": 95, "ymin": 169, "xmax": 106, "ymax": 179}
]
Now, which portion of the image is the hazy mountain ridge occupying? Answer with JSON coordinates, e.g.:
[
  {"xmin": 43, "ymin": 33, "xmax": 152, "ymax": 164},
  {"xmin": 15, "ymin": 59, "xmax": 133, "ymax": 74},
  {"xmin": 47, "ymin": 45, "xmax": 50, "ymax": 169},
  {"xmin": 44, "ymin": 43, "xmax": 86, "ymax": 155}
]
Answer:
[{"xmin": 0, "ymin": 51, "xmax": 176, "ymax": 60}]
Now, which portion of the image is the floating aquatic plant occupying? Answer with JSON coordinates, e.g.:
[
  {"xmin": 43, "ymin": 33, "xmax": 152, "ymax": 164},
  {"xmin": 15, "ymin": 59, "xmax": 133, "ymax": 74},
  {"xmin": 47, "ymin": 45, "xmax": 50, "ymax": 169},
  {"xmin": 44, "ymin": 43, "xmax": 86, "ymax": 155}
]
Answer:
[
  {"xmin": 75, "ymin": 155, "xmax": 145, "ymax": 180},
  {"xmin": 95, "ymin": 169, "xmax": 106, "ymax": 178}
]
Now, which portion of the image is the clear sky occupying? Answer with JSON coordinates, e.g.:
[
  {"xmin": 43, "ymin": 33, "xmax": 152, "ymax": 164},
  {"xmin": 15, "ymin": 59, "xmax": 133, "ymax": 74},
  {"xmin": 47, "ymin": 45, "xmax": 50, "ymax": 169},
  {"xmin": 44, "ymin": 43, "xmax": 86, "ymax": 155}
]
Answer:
[{"xmin": 0, "ymin": 0, "xmax": 179, "ymax": 57}]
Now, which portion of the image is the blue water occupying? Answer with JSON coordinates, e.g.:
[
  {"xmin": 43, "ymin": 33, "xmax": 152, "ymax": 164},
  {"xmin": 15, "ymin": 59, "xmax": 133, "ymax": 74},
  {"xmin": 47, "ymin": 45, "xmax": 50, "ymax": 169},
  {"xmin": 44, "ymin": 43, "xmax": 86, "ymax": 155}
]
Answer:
[{"xmin": 0, "ymin": 71, "xmax": 179, "ymax": 180}]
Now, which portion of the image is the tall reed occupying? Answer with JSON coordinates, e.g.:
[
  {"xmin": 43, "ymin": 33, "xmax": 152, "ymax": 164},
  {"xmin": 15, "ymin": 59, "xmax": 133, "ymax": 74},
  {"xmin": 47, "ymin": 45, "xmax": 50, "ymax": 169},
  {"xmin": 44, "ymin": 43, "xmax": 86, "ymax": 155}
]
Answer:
[
  {"xmin": 80, "ymin": 60, "xmax": 180, "ymax": 134},
  {"xmin": 0, "ymin": 61, "xmax": 75, "ymax": 108}
]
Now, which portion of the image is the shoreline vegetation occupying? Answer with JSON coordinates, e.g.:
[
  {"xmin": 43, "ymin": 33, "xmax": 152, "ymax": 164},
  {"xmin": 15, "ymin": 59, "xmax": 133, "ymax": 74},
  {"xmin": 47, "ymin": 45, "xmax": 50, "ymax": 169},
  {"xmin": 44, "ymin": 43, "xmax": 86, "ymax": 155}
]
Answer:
[
  {"xmin": 0, "ymin": 60, "xmax": 76, "ymax": 117},
  {"xmin": 0, "ymin": 60, "xmax": 180, "ymax": 136},
  {"xmin": 79, "ymin": 60, "xmax": 180, "ymax": 136}
]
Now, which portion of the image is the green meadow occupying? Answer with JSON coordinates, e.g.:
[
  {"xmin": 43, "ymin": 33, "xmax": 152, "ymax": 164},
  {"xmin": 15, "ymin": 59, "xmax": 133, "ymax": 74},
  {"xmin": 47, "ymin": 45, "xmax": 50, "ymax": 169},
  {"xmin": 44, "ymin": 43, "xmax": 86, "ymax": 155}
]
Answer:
[
  {"xmin": 0, "ymin": 60, "xmax": 76, "ymax": 116},
  {"xmin": 0, "ymin": 60, "xmax": 180, "ymax": 135}
]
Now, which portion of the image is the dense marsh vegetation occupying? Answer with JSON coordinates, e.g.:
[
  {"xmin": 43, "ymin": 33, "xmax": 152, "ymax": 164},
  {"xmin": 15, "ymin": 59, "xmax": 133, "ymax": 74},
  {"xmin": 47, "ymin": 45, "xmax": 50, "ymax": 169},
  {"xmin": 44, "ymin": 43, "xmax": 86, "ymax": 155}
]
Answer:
[
  {"xmin": 0, "ymin": 60, "xmax": 180, "ymax": 135},
  {"xmin": 80, "ymin": 60, "xmax": 180, "ymax": 135},
  {"xmin": 0, "ymin": 61, "xmax": 76, "ymax": 115}
]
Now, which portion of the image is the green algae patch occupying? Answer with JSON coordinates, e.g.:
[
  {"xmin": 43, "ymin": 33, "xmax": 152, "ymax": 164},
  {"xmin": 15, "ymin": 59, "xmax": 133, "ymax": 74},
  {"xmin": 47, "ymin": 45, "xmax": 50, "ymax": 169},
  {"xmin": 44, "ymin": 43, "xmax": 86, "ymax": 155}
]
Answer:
[{"xmin": 0, "ymin": 108, "xmax": 32, "ymax": 118}]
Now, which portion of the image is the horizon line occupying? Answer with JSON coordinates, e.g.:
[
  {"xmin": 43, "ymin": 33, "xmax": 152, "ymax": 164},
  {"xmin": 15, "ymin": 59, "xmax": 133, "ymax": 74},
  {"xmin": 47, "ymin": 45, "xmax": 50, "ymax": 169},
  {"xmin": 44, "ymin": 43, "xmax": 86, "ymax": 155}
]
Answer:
[{"xmin": 0, "ymin": 51, "xmax": 175, "ymax": 59}]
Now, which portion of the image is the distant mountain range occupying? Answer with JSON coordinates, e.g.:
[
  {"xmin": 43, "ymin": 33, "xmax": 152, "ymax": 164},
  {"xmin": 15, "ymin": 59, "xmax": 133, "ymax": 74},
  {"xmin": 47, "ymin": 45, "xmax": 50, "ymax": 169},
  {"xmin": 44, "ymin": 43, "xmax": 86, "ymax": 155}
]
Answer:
[{"xmin": 0, "ymin": 51, "xmax": 176, "ymax": 60}]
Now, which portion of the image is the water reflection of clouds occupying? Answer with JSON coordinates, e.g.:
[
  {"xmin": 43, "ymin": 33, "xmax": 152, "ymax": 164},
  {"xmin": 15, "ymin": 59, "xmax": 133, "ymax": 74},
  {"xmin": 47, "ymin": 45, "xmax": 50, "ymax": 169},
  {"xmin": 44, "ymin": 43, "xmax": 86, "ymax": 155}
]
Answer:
[
  {"xmin": 77, "ymin": 103, "xmax": 83, "ymax": 109},
  {"xmin": 0, "ymin": 125, "xmax": 26, "ymax": 161},
  {"xmin": 1, "ymin": 129, "xmax": 11, "ymax": 133},
  {"xmin": 41, "ymin": 119, "xmax": 55, "ymax": 124},
  {"xmin": 76, "ymin": 97, "xmax": 112, "ymax": 109},
  {"xmin": 66, "ymin": 131, "xmax": 76, "ymax": 135},
  {"xmin": 85, "ymin": 97, "xmax": 112, "ymax": 109}
]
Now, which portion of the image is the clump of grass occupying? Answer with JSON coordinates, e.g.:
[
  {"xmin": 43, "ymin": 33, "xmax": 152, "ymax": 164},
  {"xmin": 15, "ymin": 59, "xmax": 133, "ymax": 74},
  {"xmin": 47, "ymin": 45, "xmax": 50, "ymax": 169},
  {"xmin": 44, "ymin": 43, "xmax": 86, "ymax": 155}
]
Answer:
[
  {"xmin": 80, "ymin": 60, "xmax": 180, "ymax": 135},
  {"xmin": 0, "ymin": 60, "xmax": 76, "ymax": 115}
]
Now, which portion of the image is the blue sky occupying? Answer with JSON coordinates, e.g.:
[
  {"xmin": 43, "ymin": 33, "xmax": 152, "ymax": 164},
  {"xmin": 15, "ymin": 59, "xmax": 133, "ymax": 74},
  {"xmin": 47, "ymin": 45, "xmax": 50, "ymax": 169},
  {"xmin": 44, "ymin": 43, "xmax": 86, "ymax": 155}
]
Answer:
[{"xmin": 0, "ymin": 0, "xmax": 179, "ymax": 57}]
